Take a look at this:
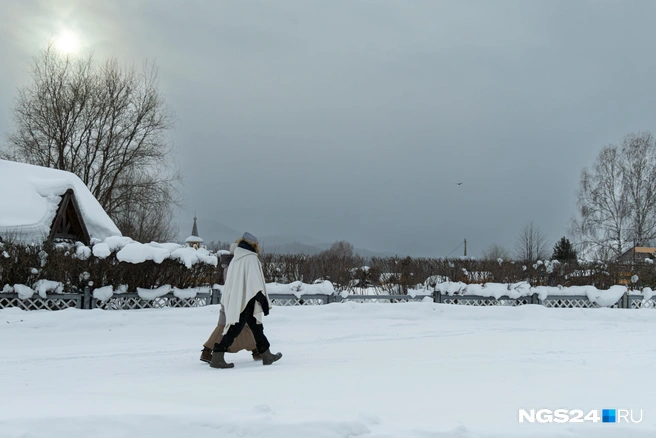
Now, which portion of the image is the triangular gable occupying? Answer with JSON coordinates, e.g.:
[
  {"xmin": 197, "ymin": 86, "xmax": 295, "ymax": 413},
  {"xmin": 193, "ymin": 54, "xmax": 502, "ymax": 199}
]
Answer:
[
  {"xmin": 48, "ymin": 189, "xmax": 91, "ymax": 245},
  {"xmin": 0, "ymin": 160, "xmax": 121, "ymax": 243}
]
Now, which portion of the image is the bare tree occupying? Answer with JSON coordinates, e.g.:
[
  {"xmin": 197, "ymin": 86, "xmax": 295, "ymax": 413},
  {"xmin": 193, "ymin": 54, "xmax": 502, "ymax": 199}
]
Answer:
[
  {"xmin": 515, "ymin": 221, "xmax": 549, "ymax": 263},
  {"xmin": 325, "ymin": 241, "xmax": 354, "ymax": 259},
  {"xmin": 571, "ymin": 132, "xmax": 656, "ymax": 260},
  {"xmin": 206, "ymin": 241, "xmax": 231, "ymax": 252},
  {"xmin": 483, "ymin": 243, "xmax": 511, "ymax": 261},
  {"xmin": 571, "ymin": 146, "xmax": 627, "ymax": 260},
  {"xmin": 3, "ymin": 45, "xmax": 179, "ymax": 242},
  {"xmin": 620, "ymin": 133, "xmax": 656, "ymax": 246}
]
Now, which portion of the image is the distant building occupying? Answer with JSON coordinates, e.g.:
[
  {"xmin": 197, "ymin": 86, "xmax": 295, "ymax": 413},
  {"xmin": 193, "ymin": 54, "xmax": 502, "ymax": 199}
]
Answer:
[
  {"xmin": 184, "ymin": 213, "xmax": 204, "ymax": 249},
  {"xmin": 617, "ymin": 246, "xmax": 656, "ymax": 264},
  {"xmin": 0, "ymin": 160, "xmax": 121, "ymax": 245}
]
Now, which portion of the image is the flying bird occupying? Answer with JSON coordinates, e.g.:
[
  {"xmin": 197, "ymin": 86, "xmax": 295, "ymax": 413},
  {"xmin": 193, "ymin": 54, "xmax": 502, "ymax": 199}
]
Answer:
[{"xmin": 456, "ymin": 182, "xmax": 463, "ymax": 185}]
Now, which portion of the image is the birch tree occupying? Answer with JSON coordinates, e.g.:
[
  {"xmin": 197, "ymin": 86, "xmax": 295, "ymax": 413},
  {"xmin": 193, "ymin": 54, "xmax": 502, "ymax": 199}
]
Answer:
[
  {"xmin": 3, "ymin": 45, "xmax": 179, "ymax": 242},
  {"xmin": 572, "ymin": 132, "xmax": 656, "ymax": 260}
]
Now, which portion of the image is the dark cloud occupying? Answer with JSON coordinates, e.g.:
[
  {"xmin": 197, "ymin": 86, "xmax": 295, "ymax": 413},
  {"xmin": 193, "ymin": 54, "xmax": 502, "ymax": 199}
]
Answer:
[{"xmin": 2, "ymin": 0, "xmax": 656, "ymax": 257}]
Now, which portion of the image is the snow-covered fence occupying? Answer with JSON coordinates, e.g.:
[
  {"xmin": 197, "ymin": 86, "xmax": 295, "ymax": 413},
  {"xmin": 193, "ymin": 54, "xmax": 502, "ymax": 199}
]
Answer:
[
  {"xmin": 0, "ymin": 286, "xmax": 219, "ymax": 311},
  {"xmin": 628, "ymin": 291, "xmax": 656, "ymax": 309},
  {"xmin": 269, "ymin": 294, "xmax": 331, "ymax": 306},
  {"xmin": 3, "ymin": 280, "xmax": 656, "ymax": 311},
  {"xmin": 265, "ymin": 281, "xmax": 334, "ymax": 306},
  {"xmin": 341, "ymin": 294, "xmax": 428, "ymax": 304},
  {"xmin": 0, "ymin": 293, "xmax": 82, "ymax": 311},
  {"xmin": 439, "ymin": 295, "xmax": 535, "ymax": 306},
  {"xmin": 93, "ymin": 291, "xmax": 215, "ymax": 310}
]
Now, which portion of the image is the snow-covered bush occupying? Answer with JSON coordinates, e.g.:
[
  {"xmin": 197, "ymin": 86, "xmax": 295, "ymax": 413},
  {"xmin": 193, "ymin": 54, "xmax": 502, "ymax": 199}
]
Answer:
[{"xmin": 0, "ymin": 238, "xmax": 219, "ymax": 293}]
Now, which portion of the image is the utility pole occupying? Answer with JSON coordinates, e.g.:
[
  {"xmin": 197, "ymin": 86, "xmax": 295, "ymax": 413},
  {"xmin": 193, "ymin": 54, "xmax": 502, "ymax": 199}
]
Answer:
[{"xmin": 464, "ymin": 238, "xmax": 467, "ymax": 257}]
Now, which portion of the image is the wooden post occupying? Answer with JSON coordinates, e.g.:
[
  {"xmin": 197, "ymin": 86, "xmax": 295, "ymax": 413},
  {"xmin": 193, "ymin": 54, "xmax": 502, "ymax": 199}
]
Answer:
[
  {"xmin": 211, "ymin": 288, "xmax": 221, "ymax": 305},
  {"xmin": 83, "ymin": 286, "xmax": 91, "ymax": 309}
]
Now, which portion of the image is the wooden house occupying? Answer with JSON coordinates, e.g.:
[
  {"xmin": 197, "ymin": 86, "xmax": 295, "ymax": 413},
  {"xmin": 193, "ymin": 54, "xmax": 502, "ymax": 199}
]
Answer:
[{"xmin": 0, "ymin": 160, "xmax": 121, "ymax": 245}]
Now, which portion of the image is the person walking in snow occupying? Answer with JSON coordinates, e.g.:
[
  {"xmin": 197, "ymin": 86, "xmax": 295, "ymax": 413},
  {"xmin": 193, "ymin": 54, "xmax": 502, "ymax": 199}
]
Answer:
[
  {"xmin": 200, "ymin": 243, "xmax": 261, "ymax": 363},
  {"xmin": 210, "ymin": 232, "xmax": 282, "ymax": 368}
]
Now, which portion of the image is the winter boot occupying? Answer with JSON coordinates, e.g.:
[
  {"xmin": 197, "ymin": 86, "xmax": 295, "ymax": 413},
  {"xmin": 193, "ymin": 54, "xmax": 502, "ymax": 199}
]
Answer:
[
  {"xmin": 252, "ymin": 349, "xmax": 262, "ymax": 361},
  {"xmin": 260, "ymin": 349, "xmax": 282, "ymax": 366},
  {"xmin": 210, "ymin": 351, "xmax": 234, "ymax": 369},
  {"xmin": 200, "ymin": 347, "xmax": 212, "ymax": 363}
]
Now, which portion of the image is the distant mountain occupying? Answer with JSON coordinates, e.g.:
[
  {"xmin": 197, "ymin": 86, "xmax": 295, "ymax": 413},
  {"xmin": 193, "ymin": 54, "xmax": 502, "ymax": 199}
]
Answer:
[
  {"xmin": 176, "ymin": 219, "xmax": 403, "ymax": 257},
  {"xmin": 261, "ymin": 241, "xmax": 324, "ymax": 255},
  {"xmin": 177, "ymin": 218, "xmax": 240, "ymax": 244},
  {"xmin": 313, "ymin": 243, "xmax": 403, "ymax": 258},
  {"xmin": 259, "ymin": 234, "xmax": 322, "ymax": 246},
  {"xmin": 261, "ymin": 239, "xmax": 402, "ymax": 258},
  {"xmin": 257, "ymin": 236, "xmax": 400, "ymax": 257}
]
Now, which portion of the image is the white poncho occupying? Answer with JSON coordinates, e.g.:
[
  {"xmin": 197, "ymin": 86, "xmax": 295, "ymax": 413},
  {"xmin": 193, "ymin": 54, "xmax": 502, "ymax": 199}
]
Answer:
[{"xmin": 221, "ymin": 246, "xmax": 269, "ymax": 334}]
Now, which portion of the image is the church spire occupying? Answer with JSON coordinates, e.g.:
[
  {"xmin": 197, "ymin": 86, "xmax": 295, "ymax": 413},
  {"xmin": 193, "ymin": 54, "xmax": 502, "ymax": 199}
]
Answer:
[
  {"xmin": 185, "ymin": 212, "xmax": 203, "ymax": 247},
  {"xmin": 191, "ymin": 211, "xmax": 199, "ymax": 237}
]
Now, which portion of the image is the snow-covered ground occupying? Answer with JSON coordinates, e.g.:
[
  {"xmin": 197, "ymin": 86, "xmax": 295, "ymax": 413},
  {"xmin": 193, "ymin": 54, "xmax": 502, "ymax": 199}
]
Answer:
[{"xmin": 1, "ymin": 302, "xmax": 655, "ymax": 437}]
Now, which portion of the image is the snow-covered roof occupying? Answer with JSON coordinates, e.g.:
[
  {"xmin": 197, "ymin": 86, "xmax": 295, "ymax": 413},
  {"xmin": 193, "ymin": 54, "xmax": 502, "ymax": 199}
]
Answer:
[
  {"xmin": 184, "ymin": 215, "xmax": 202, "ymax": 243},
  {"xmin": 0, "ymin": 160, "xmax": 121, "ymax": 243},
  {"xmin": 185, "ymin": 235, "xmax": 203, "ymax": 243}
]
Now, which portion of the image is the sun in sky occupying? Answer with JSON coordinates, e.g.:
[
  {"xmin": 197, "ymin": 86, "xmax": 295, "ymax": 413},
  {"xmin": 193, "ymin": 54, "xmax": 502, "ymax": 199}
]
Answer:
[{"xmin": 53, "ymin": 30, "xmax": 81, "ymax": 54}]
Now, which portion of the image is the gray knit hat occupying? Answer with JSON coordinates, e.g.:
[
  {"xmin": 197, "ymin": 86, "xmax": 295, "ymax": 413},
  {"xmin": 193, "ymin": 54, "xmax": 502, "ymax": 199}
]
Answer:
[{"xmin": 242, "ymin": 232, "xmax": 259, "ymax": 245}]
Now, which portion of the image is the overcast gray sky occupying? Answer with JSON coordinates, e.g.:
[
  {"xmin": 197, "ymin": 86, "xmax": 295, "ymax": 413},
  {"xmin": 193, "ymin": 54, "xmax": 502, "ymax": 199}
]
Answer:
[{"xmin": 2, "ymin": 0, "xmax": 656, "ymax": 257}]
